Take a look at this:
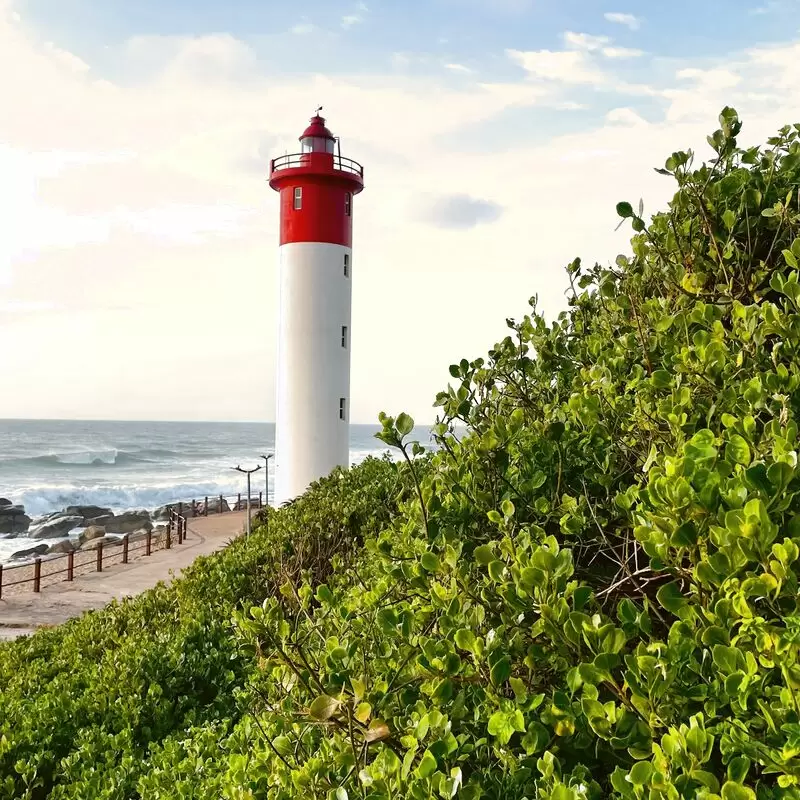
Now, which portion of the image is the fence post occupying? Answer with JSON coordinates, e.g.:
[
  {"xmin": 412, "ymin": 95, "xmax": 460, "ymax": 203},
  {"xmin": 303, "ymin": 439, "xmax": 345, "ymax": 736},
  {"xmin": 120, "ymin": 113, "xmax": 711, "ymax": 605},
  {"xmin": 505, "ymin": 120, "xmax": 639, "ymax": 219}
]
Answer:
[
  {"xmin": 96, "ymin": 541, "xmax": 104, "ymax": 572},
  {"xmin": 67, "ymin": 551, "xmax": 74, "ymax": 581},
  {"xmin": 204, "ymin": 496, "xmax": 209, "ymax": 516},
  {"xmin": 123, "ymin": 535, "xmax": 129, "ymax": 564},
  {"xmin": 146, "ymin": 530, "xmax": 152, "ymax": 556},
  {"xmin": 219, "ymin": 494, "xmax": 224, "ymax": 514},
  {"xmin": 166, "ymin": 523, "xmax": 171, "ymax": 550},
  {"xmin": 0, "ymin": 563, "xmax": 3, "ymax": 599},
  {"xmin": 259, "ymin": 491, "xmax": 263, "ymax": 509},
  {"xmin": 178, "ymin": 517, "xmax": 183, "ymax": 545},
  {"xmin": 33, "ymin": 558, "xmax": 42, "ymax": 593},
  {"xmin": 178, "ymin": 501, "xmax": 183, "ymax": 519},
  {"xmin": 237, "ymin": 492, "xmax": 241, "ymax": 510}
]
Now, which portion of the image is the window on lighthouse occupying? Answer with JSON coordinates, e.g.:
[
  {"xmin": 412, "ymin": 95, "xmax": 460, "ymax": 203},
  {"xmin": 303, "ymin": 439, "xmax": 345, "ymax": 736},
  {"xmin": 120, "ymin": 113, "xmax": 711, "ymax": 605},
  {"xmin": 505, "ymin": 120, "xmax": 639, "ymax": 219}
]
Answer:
[
  {"xmin": 293, "ymin": 187, "xmax": 302, "ymax": 210},
  {"xmin": 343, "ymin": 254, "xmax": 350, "ymax": 277},
  {"xmin": 344, "ymin": 192, "xmax": 351, "ymax": 216},
  {"xmin": 301, "ymin": 136, "xmax": 335, "ymax": 154},
  {"xmin": 341, "ymin": 326, "xmax": 348, "ymax": 348},
  {"xmin": 339, "ymin": 398, "xmax": 347, "ymax": 421}
]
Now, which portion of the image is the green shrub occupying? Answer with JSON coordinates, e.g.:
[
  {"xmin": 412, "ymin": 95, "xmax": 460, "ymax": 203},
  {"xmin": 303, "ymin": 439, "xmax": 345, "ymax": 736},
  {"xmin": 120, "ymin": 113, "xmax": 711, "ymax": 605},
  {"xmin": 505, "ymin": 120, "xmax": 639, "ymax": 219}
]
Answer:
[
  {"xmin": 232, "ymin": 109, "xmax": 800, "ymax": 799},
  {"xmin": 0, "ymin": 456, "xmax": 403, "ymax": 799}
]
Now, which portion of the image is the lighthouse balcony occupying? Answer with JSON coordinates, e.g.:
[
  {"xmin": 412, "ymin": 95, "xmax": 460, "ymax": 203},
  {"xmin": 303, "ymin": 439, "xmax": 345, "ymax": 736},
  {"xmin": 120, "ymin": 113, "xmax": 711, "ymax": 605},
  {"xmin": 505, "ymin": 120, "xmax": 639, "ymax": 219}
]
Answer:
[{"xmin": 269, "ymin": 152, "xmax": 365, "ymax": 193}]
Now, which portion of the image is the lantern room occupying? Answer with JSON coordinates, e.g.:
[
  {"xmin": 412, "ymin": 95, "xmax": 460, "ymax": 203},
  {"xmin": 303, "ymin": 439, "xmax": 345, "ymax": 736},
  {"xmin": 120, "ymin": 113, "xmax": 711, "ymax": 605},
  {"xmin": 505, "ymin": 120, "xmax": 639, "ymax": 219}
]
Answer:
[{"xmin": 300, "ymin": 113, "xmax": 336, "ymax": 154}]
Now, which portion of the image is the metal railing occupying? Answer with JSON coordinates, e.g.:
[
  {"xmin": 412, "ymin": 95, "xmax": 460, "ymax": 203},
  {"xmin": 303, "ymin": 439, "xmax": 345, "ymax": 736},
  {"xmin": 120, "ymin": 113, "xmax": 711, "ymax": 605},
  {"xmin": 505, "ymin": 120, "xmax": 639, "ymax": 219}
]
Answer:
[
  {"xmin": 270, "ymin": 152, "xmax": 364, "ymax": 178},
  {"xmin": 0, "ymin": 493, "xmax": 266, "ymax": 598}
]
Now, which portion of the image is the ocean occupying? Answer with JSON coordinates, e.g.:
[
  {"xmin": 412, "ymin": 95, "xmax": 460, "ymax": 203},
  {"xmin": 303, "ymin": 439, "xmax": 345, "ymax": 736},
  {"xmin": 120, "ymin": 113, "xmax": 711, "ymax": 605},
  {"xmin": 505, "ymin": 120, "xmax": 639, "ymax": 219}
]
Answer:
[{"xmin": 0, "ymin": 419, "xmax": 433, "ymax": 563}]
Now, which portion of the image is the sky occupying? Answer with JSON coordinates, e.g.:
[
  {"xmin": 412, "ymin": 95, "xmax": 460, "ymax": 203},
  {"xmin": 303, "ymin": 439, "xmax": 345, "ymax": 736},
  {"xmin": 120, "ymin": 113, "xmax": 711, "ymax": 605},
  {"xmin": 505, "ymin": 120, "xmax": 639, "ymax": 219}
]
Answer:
[{"xmin": 1, "ymin": 0, "xmax": 799, "ymax": 423}]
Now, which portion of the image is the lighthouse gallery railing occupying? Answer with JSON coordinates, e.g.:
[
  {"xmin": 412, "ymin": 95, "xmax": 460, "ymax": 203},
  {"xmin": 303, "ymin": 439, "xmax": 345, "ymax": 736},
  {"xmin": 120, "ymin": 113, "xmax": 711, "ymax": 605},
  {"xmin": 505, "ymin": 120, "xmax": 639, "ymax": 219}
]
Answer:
[{"xmin": 270, "ymin": 153, "xmax": 364, "ymax": 178}]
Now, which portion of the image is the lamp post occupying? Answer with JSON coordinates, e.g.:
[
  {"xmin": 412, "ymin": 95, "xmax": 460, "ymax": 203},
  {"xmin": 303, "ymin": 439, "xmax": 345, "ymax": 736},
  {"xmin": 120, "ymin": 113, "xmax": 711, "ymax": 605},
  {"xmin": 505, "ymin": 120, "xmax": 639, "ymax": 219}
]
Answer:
[{"xmin": 233, "ymin": 464, "xmax": 262, "ymax": 538}]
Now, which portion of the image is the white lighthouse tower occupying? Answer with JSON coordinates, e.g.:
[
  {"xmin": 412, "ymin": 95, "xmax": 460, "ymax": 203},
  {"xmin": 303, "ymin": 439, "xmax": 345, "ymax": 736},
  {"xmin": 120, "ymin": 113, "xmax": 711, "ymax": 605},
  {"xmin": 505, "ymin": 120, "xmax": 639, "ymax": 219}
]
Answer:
[{"xmin": 269, "ymin": 112, "xmax": 365, "ymax": 506}]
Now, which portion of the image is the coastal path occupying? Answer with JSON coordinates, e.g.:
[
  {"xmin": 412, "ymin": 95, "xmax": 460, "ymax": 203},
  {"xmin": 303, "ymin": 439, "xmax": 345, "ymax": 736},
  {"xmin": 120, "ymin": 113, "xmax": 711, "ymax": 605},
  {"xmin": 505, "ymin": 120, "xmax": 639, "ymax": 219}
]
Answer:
[{"xmin": 0, "ymin": 510, "xmax": 251, "ymax": 640}]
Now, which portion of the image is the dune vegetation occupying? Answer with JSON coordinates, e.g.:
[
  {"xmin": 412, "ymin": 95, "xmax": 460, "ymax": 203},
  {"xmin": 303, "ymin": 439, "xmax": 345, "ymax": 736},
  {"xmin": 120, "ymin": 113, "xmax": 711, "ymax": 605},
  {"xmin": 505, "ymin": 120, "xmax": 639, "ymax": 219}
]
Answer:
[{"xmin": 3, "ymin": 107, "xmax": 800, "ymax": 798}]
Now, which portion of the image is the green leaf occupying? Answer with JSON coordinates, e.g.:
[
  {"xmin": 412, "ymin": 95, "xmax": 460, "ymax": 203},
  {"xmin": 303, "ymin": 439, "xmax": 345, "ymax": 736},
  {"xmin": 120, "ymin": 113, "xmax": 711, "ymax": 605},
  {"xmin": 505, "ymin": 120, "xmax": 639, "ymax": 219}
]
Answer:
[
  {"xmin": 454, "ymin": 629, "xmax": 476, "ymax": 652},
  {"xmin": 309, "ymin": 694, "xmax": 340, "ymax": 721},
  {"xmin": 616, "ymin": 201, "xmax": 634, "ymax": 218},
  {"xmin": 355, "ymin": 702, "xmax": 372, "ymax": 723},
  {"xmin": 509, "ymin": 676, "xmax": 527, "ymax": 702},
  {"xmin": 723, "ymin": 209, "xmax": 737, "ymax": 230},
  {"xmin": 336, "ymin": 788, "xmax": 348, "ymax": 800},
  {"xmin": 501, "ymin": 499, "xmax": 515, "ymax": 518},
  {"xmin": 420, "ymin": 552, "xmax": 440, "ymax": 572},
  {"xmin": 727, "ymin": 756, "xmax": 751, "ymax": 784},
  {"xmin": 651, "ymin": 369, "xmax": 672, "ymax": 389},
  {"xmin": 490, "ymin": 656, "xmax": 512, "ymax": 687},
  {"xmin": 396, "ymin": 412, "xmax": 414, "ymax": 437},
  {"xmin": 488, "ymin": 710, "xmax": 525, "ymax": 745},
  {"xmin": 416, "ymin": 749, "xmax": 438, "ymax": 779},
  {"xmin": 474, "ymin": 545, "xmax": 494, "ymax": 565},
  {"xmin": 725, "ymin": 434, "xmax": 751, "ymax": 466},
  {"xmin": 656, "ymin": 582, "xmax": 687, "ymax": 615},
  {"xmin": 783, "ymin": 249, "xmax": 799, "ymax": 268},
  {"xmin": 629, "ymin": 761, "xmax": 653, "ymax": 786},
  {"xmin": 721, "ymin": 782, "xmax": 756, "ymax": 800}
]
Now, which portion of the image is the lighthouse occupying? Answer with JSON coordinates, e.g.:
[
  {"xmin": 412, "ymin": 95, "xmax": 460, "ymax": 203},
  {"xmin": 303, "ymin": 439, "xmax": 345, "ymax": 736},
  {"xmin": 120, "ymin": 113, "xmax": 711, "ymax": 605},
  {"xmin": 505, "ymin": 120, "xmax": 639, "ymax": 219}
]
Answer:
[{"xmin": 269, "ymin": 112, "xmax": 365, "ymax": 506}]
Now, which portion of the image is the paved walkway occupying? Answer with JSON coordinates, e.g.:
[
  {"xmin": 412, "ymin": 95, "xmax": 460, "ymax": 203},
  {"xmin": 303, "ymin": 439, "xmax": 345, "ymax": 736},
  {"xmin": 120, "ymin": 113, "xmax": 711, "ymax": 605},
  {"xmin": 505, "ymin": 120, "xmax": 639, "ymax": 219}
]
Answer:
[{"xmin": 0, "ymin": 512, "xmax": 249, "ymax": 641}]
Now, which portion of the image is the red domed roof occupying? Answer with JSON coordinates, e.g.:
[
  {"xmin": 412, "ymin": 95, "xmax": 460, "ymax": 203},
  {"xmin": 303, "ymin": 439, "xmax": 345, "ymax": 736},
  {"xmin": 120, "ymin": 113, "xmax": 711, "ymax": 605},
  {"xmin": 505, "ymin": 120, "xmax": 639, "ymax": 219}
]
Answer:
[{"xmin": 300, "ymin": 113, "xmax": 334, "ymax": 141}]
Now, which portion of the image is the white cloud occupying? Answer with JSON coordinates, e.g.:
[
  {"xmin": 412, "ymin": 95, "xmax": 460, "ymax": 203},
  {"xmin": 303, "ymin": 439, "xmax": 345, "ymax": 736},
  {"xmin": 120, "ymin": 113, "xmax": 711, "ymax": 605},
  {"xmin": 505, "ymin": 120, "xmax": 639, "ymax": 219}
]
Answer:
[
  {"xmin": 604, "ymin": 12, "xmax": 641, "ymax": 30},
  {"xmin": 342, "ymin": 2, "xmax": 368, "ymax": 28},
  {"xmin": 605, "ymin": 107, "xmax": 648, "ymax": 126},
  {"xmin": 444, "ymin": 62, "xmax": 473, "ymax": 73},
  {"xmin": 564, "ymin": 31, "xmax": 610, "ymax": 51},
  {"xmin": 290, "ymin": 22, "xmax": 315, "ymax": 35},
  {"xmin": 507, "ymin": 48, "xmax": 606, "ymax": 84},
  {"xmin": 564, "ymin": 30, "xmax": 643, "ymax": 59},
  {"xmin": 602, "ymin": 46, "xmax": 644, "ymax": 58}
]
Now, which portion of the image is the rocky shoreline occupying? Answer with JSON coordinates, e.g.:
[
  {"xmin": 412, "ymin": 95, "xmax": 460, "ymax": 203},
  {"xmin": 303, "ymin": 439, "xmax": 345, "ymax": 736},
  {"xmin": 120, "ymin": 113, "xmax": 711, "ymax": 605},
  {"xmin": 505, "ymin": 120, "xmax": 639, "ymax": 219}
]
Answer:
[
  {"xmin": 0, "ymin": 494, "xmax": 254, "ymax": 565},
  {"xmin": 0, "ymin": 499, "xmax": 170, "ymax": 563}
]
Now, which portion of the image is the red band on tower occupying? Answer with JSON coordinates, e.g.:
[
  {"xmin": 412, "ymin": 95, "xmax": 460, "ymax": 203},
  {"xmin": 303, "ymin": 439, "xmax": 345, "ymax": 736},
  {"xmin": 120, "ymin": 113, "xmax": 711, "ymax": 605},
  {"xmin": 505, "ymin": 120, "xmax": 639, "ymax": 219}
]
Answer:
[{"xmin": 269, "ymin": 115, "xmax": 364, "ymax": 246}]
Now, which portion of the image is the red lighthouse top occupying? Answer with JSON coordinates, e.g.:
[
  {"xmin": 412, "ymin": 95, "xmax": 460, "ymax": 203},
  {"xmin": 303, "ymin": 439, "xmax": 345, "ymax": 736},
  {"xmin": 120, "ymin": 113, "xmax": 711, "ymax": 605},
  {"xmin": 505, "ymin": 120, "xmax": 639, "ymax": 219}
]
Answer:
[
  {"xmin": 269, "ymin": 112, "xmax": 364, "ymax": 247},
  {"xmin": 269, "ymin": 112, "xmax": 364, "ymax": 195},
  {"xmin": 300, "ymin": 113, "xmax": 335, "ymax": 141}
]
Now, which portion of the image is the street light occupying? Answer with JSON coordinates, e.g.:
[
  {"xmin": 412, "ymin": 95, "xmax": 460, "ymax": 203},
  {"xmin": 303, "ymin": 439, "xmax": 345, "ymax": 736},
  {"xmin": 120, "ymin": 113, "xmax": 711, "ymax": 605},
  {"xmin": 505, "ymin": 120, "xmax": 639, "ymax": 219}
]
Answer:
[{"xmin": 232, "ymin": 464, "xmax": 262, "ymax": 538}]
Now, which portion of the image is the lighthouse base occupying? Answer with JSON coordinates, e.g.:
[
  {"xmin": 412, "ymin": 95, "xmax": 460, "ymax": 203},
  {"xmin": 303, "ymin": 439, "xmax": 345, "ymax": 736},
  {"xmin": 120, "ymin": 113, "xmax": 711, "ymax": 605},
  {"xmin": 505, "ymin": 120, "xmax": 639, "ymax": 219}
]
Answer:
[{"xmin": 273, "ymin": 241, "xmax": 352, "ymax": 506}]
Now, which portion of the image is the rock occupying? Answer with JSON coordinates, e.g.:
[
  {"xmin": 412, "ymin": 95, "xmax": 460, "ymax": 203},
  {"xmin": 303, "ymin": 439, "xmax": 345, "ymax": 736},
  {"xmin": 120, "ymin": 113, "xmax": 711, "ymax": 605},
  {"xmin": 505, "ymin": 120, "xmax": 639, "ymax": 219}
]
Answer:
[
  {"xmin": 47, "ymin": 539, "xmax": 78, "ymax": 555},
  {"xmin": 154, "ymin": 503, "xmax": 199, "ymax": 519},
  {"xmin": 207, "ymin": 497, "xmax": 230, "ymax": 514},
  {"xmin": 233, "ymin": 497, "xmax": 261, "ymax": 511},
  {"xmin": 104, "ymin": 511, "xmax": 152, "ymax": 534},
  {"xmin": 78, "ymin": 526, "xmax": 106, "ymax": 544},
  {"xmin": 9, "ymin": 544, "xmax": 48, "ymax": 561},
  {"xmin": 86, "ymin": 514, "xmax": 115, "ymax": 527},
  {"xmin": 0, "ymin": 498, "xmax": 12, "ymax": 507},
  {"xmin": 0, "ymin": 512, "xmax": 31, "ymax": 535},
  {"xmin": 0, "ymin": 504, "xmax": 26, "ymax": 516},
  {"xmin": 80, "ymin": 535, "xmax": 123, "ymax": 551},
  {"xmin": 28, "ymin": 515, "xmax": 85, "ymax": 539},
  {"xmin": 65, "ymin": 505, "xmax": 113, "ymax": 519}
]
